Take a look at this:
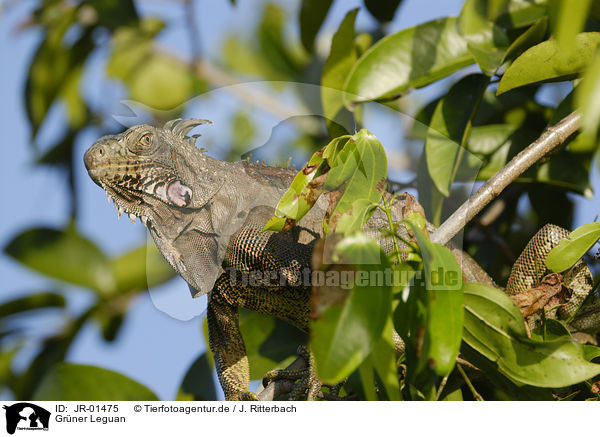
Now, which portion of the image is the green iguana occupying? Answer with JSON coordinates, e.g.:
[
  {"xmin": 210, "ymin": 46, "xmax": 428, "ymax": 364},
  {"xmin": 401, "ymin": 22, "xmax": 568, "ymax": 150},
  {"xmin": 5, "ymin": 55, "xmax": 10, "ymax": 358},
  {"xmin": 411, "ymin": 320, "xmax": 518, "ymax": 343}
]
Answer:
[{"xmin": 84, "ymin": 118, "xmax": 599, "ymax": 400}]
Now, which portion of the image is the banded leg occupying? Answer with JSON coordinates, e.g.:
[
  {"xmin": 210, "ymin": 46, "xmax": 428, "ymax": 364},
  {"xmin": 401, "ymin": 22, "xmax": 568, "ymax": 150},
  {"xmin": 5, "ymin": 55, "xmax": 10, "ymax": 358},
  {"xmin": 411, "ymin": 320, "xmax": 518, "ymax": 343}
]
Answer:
[{"xmin": 207, "ymin": 276, "xmax": 256, "ymax": 400}]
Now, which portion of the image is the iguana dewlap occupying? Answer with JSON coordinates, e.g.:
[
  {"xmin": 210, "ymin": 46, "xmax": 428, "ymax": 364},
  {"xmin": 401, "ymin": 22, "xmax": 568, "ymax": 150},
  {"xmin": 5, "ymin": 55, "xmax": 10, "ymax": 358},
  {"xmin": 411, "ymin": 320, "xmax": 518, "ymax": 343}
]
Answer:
[{"xmin": 84, "ymin": 118, "xmax": 598, "ymax": 400}]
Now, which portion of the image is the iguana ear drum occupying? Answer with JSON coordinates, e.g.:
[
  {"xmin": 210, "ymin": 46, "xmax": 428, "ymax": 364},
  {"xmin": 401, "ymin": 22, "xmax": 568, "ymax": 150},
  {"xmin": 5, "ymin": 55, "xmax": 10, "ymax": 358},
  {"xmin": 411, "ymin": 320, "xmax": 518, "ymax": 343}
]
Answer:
[{"xmin": 167, "ymin": 180, "xmax": 192, "ymax": 207}]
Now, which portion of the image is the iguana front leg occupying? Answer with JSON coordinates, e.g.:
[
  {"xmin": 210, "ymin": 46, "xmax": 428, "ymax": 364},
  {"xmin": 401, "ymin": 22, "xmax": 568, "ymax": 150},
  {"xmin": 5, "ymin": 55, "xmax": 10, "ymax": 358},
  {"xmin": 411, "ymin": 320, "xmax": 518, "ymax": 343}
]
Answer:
[
  {"xmin": 207, "ymin": 275, "xmax": 255, "ymax": 401},
  {"xmin": 206, "ymin": 206, "xmax": 315, "ymax": 400}
]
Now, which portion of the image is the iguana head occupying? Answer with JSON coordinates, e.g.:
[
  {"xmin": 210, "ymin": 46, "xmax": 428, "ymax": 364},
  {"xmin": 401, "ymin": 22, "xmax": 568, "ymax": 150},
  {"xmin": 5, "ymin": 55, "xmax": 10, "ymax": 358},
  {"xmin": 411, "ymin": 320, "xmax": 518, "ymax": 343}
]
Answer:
[
  {"xmin": 84, "ymin": 118, "xmax": 218, "ymax": 226},
  {"xmin": 84, "ymin": 118, "xmax": 232, "ymax": 296}
]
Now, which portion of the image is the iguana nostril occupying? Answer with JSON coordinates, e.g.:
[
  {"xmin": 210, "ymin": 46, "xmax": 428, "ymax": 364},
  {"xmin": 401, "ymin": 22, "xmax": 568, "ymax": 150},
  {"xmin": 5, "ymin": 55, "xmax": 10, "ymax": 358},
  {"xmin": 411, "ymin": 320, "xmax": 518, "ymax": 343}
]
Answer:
[{"xmin": 84, "ymin": 144, "xmax": 105, "ymax": 170}]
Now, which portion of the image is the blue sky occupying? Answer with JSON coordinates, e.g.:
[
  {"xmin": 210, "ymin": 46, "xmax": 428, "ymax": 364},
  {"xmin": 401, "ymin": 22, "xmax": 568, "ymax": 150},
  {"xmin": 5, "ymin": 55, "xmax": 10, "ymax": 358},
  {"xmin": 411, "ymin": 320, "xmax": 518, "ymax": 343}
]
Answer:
[{"xmin": 1, "ymin": 0, "xmax": 598, "ymax": 401}]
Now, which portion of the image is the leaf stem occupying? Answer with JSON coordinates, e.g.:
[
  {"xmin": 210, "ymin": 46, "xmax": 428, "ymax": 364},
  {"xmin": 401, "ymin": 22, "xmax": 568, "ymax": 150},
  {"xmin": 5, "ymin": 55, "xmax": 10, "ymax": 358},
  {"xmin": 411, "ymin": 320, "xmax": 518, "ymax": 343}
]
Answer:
[
  {"xmin": 457, "ymin": 363, "xmax": 484, "ymax": 401},
  {"xmin": 379, "ymin": 196, "xmax": 403, "ymax": 266},
  {"xmin": 435, "ymin": 374, "xmax": 450, "ymax": 400}
]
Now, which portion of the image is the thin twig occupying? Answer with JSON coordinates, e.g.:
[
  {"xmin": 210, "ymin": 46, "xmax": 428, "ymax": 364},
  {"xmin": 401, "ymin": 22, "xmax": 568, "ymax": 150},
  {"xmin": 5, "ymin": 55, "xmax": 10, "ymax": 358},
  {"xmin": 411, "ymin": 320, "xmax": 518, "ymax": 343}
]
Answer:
[
  {"xmin": 184, "ymin": 0, "xmax": 202, "ymax": 61},
  {"xmin": 456, "ymin": 363, "xmax": 484, "ymax": 401},
  {"xmin": 379, "ymin": 195, "xmax": 403, "ymax": 266},
  {"xmin": 156, "ymin": 46, "xmax": 322, "ymax": 135},
  {"xmin": 435, "ymin": 374, "xmax": 450, "ymax": 401},
  {"xmin": 431, "ymin": 111, "xmax": 581, "ymax": 245},
  {"xmin": 456, "ymin": 356, "xmax": 480, "ymax": 371}
]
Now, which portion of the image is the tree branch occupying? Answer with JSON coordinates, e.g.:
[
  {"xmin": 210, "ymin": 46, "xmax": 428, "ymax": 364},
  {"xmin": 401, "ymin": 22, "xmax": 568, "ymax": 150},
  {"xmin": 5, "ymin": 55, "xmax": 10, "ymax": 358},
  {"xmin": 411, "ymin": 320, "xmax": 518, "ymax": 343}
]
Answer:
[
  {"xmin": 431, "ymin": 111, "xmax": 581, "ymax": 245},
  {"xmin": 256, "ymin": 355, "xmax": 307, "ymax": 401},
  {"xmin": 185, "ymin": 0, "xmax": 202, "ymax": 62}
]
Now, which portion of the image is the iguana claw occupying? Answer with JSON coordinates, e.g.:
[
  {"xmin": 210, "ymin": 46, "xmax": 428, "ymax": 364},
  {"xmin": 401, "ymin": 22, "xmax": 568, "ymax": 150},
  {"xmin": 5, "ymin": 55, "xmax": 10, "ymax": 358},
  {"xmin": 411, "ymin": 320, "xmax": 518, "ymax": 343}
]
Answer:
[
  {"xmin": 235, "ymin": 392, "xmax": 260, "ymax": 401},
  {"xmin": 262, "ymin": 346, "xmax": 323, "ymax": 401}
]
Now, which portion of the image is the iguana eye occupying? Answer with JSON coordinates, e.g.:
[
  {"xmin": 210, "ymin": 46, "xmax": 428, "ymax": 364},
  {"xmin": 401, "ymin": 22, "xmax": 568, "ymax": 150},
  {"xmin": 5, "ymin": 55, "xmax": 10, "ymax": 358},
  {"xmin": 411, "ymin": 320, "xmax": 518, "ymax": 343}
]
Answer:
[{"xmin": 140, "ymin": 134, "xmax": 152, "ymax": 146}]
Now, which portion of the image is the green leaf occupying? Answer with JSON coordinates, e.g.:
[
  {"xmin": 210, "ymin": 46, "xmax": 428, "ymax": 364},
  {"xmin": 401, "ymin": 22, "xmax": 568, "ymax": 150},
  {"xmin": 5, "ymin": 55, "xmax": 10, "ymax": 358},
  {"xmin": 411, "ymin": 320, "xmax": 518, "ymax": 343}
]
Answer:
[
  {"xmin": 473, "ymin": 86, "xmax": 542, "ymax": 126},
  {"xmin": 460, "ymin": 343, "xmax": 554, "ymax": 400},
  {"xmin": 410, "ymin": 97, "xmax": 440, "ymax": 140},
  {"xmin": 545, "ymin": 222, "xmax": 600, "ymax": 272},
  {"xmin": 466, "ymin": 124, "xmax": 539, "ymax": 180},
  {"xmin": 36, "ymin": 130, "xmax": 76, "ymax": 167},
  {"xmin": 0, "ymin": 347, "xmax": 18, "ymax": 388},
  {"xmin": 264, "ymin": 136, "xmax": 350, "ymax": 231},
  {"xmin": 530, "ymin": 318, "xmax": 572, "ymax": 341},
  {"xmin": 201, "ymin": 318, "xmax": 214, "ymax": 369},
  {"xmin": 0, "ymin": 293, "xmax": 65, "ymax": 318},
  {"xmin": 259, "ymin": 4, "xmax": 306, "ymax": 78},
  {"xmin": 458, "ymin": 0, "xmax": 547, "ymax": 34},
  {"xmin": 416, "ymin": 152, "xmax": 446, "ymax": 226},
  {"xmin": 583, "ymin": 344, "xmax": 600, "ymax": 361},
  {"xmin": 534, "ymin": 152, "xmax": 593, "ymax": 197},
  {"xmin": 463, "ymin": 283, "xmax": 600, "ymax": 387},
  {"xmin": 299, "ymin": 0, "xmax": 334, "ymax": 52},
  {"xmin": 459, "ymin": 0, "xmax": 510, "ymax": 75},
  {"xmin": 335, "ymin": 198, "xmax": 380, "ymax": 234},
  {"xmin": 407, "ymin": 223, "xmax": 463, "ymax": 376},
  {"xmin": 466, "ymin": 124, "xmax": 593, "ymax": 195},
  {"xmin": 425, "ymin": 74, "xmax": 489, "ymax": 196},
  {"xmin": 322, "ymin": 9, "xmax": 359, "ymax": 137},
  {"xmin": 548, "ymin": 0, "xmax": 592, "ymax": 53},
  {"xmin": 111, "ymin": 243, "xmax": 175, "ymax": 294},
  {"xmin": 98, "ymin": 312, "xmax": 125, "ymax": 343},
  {"xmin": 266, "ymin": 129, "xmax": 386, "ymax": 234},
  {"xmin": 497, "ymin": 33, "xmax": 600, "ymax": 95},
  {"xmin": 128, "ymin": 55, "xmax": 196, "ymax": 111},
  {"xmin": 223, "ymin": 3, "xmax": 309, "ymax": 83},
  {"xmin": 358, "ymin": 355, "xmax": 378, "ymax": 401},
  {"xmin": 441, "ymin": 388, "xmax": 463, "ymax": 400},
  {"xmin": 354, "ymin": 33, "xmax": 373, "ymax": 57},
  {"xmin": 466, "ymin": 123, "xmax": 519, "ymax": 173},
  {"xmin": 107, "ymin": 18, "xmax": 197, "ymax": 111},
  {"xmin": 4, "ymin": 227, "xmax": 116, "ymax": 294},
  {"xmin": 59, "ymin": 64, "xmax": 87, "ymax": 129},
  {"xmin": 344, "ymin": 17, "xmax": 474, "ymax": 104},
  {"xmin": 83, "ymin": 0, "xmax": 139, "ymax": 30},
  {"xmin": 238, "ymin": 310, "xmax": 307, "ymax": 380},
  {"xmin": 311, "ymin": 234, "xmax": 392, "ymax": 383},
  {"xmin": 177, "ymin": 353, "xmax": 218, "ymax": 401},
  {"xmin": 370, "ymin": 315, "xmax": 402, "ymax": 400},
  {"xmin": 33, "ymin": 363, "xmax": 158, "ymax": 401},
  {"xmin": 25, "ymin": 10, "xmax": 93, "ymax": 135},
  {"xmin": 223, "ymin": 37, "xmax": 282, "ymax": 80},
  {"xmin": 323, "ymin": 129, "xmax": 388, "ymax": 234},
  {"xmin": 494, "ymin": 0, "xmax": 547, "ymax": 28},
  {"xmin": 552, "ymin": 87, "xmax": 597, "ymax": 153},
  {"xmin": 106, "ymin": 18, "xmax": 163, "ymax": 80},
  {"xmin": 577, "ymin": 51, "xmax": 600, "ymax": 139},
  {"xmin": 414, "ymin": 102, "xmax": 445, "ymax": 225},
  {"xmin": 229, "ymin": 111, "xmax": 257, "ymax": 160},
  {"xmin": 466, "ymin": 42, "xmax": 508, "ymax": 76},
  {"xmin": 502, "ymin": 17, "xmax": 548, "ymax": 63},
  {"xmin": 393, "ymin": 263, "xmax": 425, "ymax": 341},
  {"xmin": 364, "ymin": 0, "xmax": 403, "ymax": 23}
]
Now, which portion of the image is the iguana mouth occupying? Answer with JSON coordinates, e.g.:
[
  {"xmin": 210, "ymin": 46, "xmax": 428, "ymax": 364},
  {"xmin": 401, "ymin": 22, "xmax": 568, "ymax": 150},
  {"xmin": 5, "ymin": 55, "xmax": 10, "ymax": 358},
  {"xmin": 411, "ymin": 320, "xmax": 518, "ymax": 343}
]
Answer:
[{"xmin": 100, "ymin": 182, "xmax": 151, "ymax": 226}]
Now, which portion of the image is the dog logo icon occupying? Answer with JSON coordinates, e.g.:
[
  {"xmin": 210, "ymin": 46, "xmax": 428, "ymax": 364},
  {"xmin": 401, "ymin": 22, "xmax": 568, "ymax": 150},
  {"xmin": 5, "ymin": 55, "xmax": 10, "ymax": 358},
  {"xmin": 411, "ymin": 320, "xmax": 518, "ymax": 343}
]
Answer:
[{"xmin": 3, "ymin": 403, "xmax": 50, "ymax": 434}]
